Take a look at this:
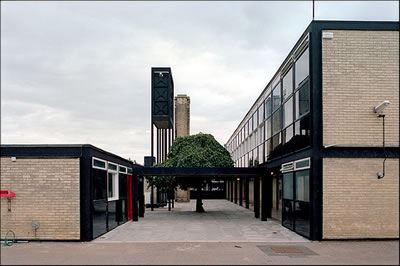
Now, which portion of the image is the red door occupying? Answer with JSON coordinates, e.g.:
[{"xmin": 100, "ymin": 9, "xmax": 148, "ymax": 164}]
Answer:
[{"xmin": 127, "ymin": 175, "xmax": 133, "ymax": 220}]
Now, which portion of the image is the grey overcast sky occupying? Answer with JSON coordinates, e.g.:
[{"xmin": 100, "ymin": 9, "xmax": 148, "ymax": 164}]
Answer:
[{"xmin": 1, "ymin": 1, "xmax": 398, "ymax": 164}]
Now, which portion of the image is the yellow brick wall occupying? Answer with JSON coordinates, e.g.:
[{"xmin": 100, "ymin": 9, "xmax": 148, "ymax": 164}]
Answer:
[
  {"xmin": 0, "ymin": 158, "xmax": 80, "ymax": 240},
  {"xmin": 322, "ymin": 30, "xmax": 399, "ymax": 147},
  {"xmin": 323, "ymin": 158, "xmax": 399, "ymax": 239}
]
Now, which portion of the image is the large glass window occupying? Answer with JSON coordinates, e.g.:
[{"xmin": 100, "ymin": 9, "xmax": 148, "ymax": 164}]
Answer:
[
  {"xmin": 295, "ymin": 81, "xmax": 310, "ymax": 119},
  {"xmin": 283, "ymin": 97, "xmax": 293, "ymax": 128},
  {"xmin": 283, "ymin": 173, "xmax": 293, "ymax": 200},
  {"xmin": 93, "ymin": 169, "xmax": 107, "ymax": 200},
  {"xmin": 295, "ymin": 48, "xmax": 309, "ymax": 88},
  {"xmin": 107, "ymin": 171, "xmax": 118, "ymax": 201},
  {"xmin": 294, "ymin": 115, "xmax": 311, "ymax": 150},
  {"xmin": 282, "ymin": 172, "xmax": 294, "ymax": 230},
  {"xmin": 282, "ymin": 68, "xmax": 293, "ymax": 101},
  {"xmin": 282, "ymin": 124, "xmax": 294, "ymax": 155},
  {"xmin": 272, "ymin": 83, "xmax": 281, "ymax": 112},
  {"xmin": 258, "ymin": 104, "xmax": 264, "ymax": 125},
  {"xmin": 296, "ymin": 170, "xmax": 309, "ymax": 202},
  {"xmin": 272, "ymin": 108, "xmax": 282, "ymax": 135},
  {"xmin": 265, "ymin": 95, "xmax": 272, "ymax": 118},
  {"xmin": 266, "ymin": 118, "xmax": 272, "ymax": 139}
]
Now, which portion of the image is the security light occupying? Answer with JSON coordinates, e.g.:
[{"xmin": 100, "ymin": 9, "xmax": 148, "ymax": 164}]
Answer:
[{"xmin": 373, "ymin": 100, "xmax": 390, "ymax": 113}]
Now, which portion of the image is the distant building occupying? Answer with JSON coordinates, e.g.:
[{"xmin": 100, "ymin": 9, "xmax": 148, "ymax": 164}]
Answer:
[
  {"xmin": 225, "ymin": 20, "xmax": 399, "ymax": 240},
  {"xmin": 174, "ymin": 94, "xmax": 191, "ymax": 202}
]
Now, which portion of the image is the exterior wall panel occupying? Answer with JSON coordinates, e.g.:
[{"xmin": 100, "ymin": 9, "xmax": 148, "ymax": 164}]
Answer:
[
  {"xmin": 323, "ymin": 158, "xmax": 399, "ymax": 239},
  {"xmin": 322, "ymin": 30, "xmax": 399, "ymax": 147},
  {"xmin": 0, "ymin": 158, "xmax": 80, "ymax": 240}
]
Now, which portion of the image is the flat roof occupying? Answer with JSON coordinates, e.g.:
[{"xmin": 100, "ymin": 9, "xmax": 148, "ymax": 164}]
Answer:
[{"xmin": 0, "ymin": 144, "xmax": 142, "ymax": 166}]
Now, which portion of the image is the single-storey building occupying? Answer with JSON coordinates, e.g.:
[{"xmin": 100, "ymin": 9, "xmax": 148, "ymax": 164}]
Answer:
[{"xmin": 1, "ymin": 144, "xmax": 142, "ymax": 241}]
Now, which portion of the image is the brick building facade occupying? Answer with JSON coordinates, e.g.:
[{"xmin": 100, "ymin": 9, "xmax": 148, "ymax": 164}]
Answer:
[{"xmin": 224, "ymin": 21, "xmax": 399, "ymax": 240}]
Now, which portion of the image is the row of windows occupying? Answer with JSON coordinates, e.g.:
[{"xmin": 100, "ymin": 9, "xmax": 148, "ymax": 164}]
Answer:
[
  {"xmin": 227, "ymin": 47, "xmax": 310, "ymax": 163},
  {"xmin": 92, "ymin": 157, "xmax": 133, "ymax": 201}
]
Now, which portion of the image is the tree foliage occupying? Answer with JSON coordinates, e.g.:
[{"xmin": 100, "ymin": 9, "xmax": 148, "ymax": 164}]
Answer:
[{"xmin": 147, "ymin": 133, "xmax": 234, "ymax": 191}]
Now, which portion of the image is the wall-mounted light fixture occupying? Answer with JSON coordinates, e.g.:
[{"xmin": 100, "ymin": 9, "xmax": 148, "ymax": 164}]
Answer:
[{"xmin": 373, "ymin": 100, "xmax": 390, "ymax": 114}]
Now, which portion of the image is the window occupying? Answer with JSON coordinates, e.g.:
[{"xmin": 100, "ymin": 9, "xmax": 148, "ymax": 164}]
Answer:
[
  {"xmin": 266, "ymin": 117, "xmax": 272, "ymax": 139},
  {"xmin": 295, "ymin": 81, "xmax": 310, "ymax": 119},
  {"xmin": 93, "ymin": 157, "xmax": 107, "ymax": 170},
  {"xmin": 272, "ymin": 83, "xmax": 281, "ymax": 112},
  {"xmin": 108, "ymin": 163, "xmax": 117, "ymax": 171},
  {"xmin": 282, "ymin": 68, "xmax": 293, "ymax": 101},
  {"xmin": 295, "ymin": 48, "xmax": 309, "ymax": 88},
  {"xmin": 258, "ymin": 104, "xmax": 264, "ymax": 125},
  {"xmin": 119, "ymin": 165, "xmax": 127, "ymax": 174},
  {"xmin": 283, "ymin": 173, "xmax": 294, "ymax": 200},
  {"xmin": 272, "ymin": 108, "xmax": 282, "ymax": 135},
  {"xmin": 265, "ymin": 94, "xmax": 272, "ymax": 118},
  {"xmin": 294, "ymin": 115, "xmax": 311, "ymax": 150},
  {"xmin": 295, "ymin": 170, "xmax": 309, "ymax": 202},
  {"xmin": 107, "ymin": 164, "xmax": 119, "ymax": 201},
  {"xmin": 283, "ymin": 97, "xmax": 293, "ymax": 128}
]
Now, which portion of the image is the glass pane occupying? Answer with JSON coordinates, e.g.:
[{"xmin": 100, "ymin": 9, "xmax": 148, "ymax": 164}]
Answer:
[
  {"xmin": 93, "ymin": 159, "xmax": 106, "ymax": 169},
  {"xmin": 283, "ymin": 97, "xmax": 293, "ymax": 128},
  {"xmin": 293, "ymin": 116, "xmax": 311, "ymax": 150},
  {"xmin": 119, "ymin": 166, "xmax": 126, "ymax": 173},
  {"xmin": 272, "ymin": 83, "xmax": 281, "ymax": 112},
  {"xmin": 265, "ymin": 139, "xmax": 271, "ymax": 161},
  {"xmin": 266, "ymin": 118, "xmax": 272, "ymax": 139},
  {"xmin": 283, "ymin": 173, "xmax": 293, "ymax": 200},
  {"xmin": 295, "ymin": 48, "xmax": 309, "ymax": 88},
  {"xmin": 127, "ymin": 168, "xmax": 133, "ymax": 174},
  {"xmin": 270, "ymin": 133, "xmax": 281, "ymax": 158},
  {"xmin": 283, "ymin": 200, "xmax": 294, "ymax": 230},
  {"xmin": 108, "ymin": 200, "xmax": 118, "ymax": 230},
  {"xmin": 259, "ymin": 144, "xmax": 264, "ymax": 164},
  {"xmin": 119, "ymin": 174, "xmax": 127, "ymax": 198},
  {"xmin": 93, "ymin": 201, "xmax": 107, "ymax": 238},
  {"xmin": 295, "ymin": 81, "xmax": 310, "ymax": 119},
  {"xmin": 272, "ymin": 108, "xmax": 282, "ymax": 135},
  {"xmin": 296, "ymin": 170, "xmax": 309, "ymax": 202},
  {"xmin": 265, "ymin": 95, "xmax": 272, "ymax": 118},
  {"xmin": 108, "ymin": 163, "xmax": 117, "ymax": 171},
  {"xmin": 296, "ymin": 159, "xmax": 310, "ymax": 169},
  {"xmin": 295, "ymin": 201, "xmax": 310, "ymax": 237},
  {"xmin": 282, "ymin": 68, "xmax": 293, "ymax": 101},
  {"xmin": 93, "ymin": 169, "xmax": 107, "ymax": 200},
  {"xmin": 282, "ymin": 125, "xmax": 294, "ymax": 155},
  {"xmin": 258, "ymin": 104, "xmax": 264, "ymax": 124},
  {"xmin": 108, "ymin": 173, "xmax": 114, "ymax": 198}
]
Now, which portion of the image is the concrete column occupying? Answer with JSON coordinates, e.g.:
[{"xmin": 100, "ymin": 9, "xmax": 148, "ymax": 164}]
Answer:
[{"xmin": 254, "ymin": 176, "xmax": 260, "ymax": 219}]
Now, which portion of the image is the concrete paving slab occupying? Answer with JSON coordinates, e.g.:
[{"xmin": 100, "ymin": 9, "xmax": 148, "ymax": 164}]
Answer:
[
  {"xmin": 1, "ymin": 241, "xmax": 398, "ymax": 265},
  {"xmin": 94, "ymin": 200, "xmax": 308, "ymax": 243}
]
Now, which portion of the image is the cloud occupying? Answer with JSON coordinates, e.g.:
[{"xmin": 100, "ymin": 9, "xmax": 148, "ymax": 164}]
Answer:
[{"xmin": 1, "ymin": 1, "xmax": 398, "ymax": 164}]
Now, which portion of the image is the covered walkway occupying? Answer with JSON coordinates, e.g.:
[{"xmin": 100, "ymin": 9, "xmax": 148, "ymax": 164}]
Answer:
[{"xmin": 94, "ymin": 200, "xmax": 307, "ymax": 243}]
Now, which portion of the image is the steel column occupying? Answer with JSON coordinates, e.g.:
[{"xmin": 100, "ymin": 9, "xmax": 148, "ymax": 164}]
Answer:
[{"xmin": 254, "ymin": 176, "xmax": 260, "ymax": 219}]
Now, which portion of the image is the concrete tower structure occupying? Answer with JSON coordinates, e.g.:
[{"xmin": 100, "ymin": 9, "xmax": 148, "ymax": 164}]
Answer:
[
  {"xmin": 174, "ymin": 94, "xmax": 191, "ymax": 202},
  {"xmin": 175, "ymin": 94, "xmax": 190, "ymax": 138}
]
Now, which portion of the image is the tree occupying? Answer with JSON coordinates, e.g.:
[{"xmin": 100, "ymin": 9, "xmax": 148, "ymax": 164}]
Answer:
[{"xmin": 147, "ymin": 133, "xmax": 234, "ymax": 212}]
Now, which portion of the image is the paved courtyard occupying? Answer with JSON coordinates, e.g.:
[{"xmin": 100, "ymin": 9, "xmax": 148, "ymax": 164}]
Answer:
[{"xmin": 95, "ymin": 200, "xmax": 307, "ymax": 243}]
